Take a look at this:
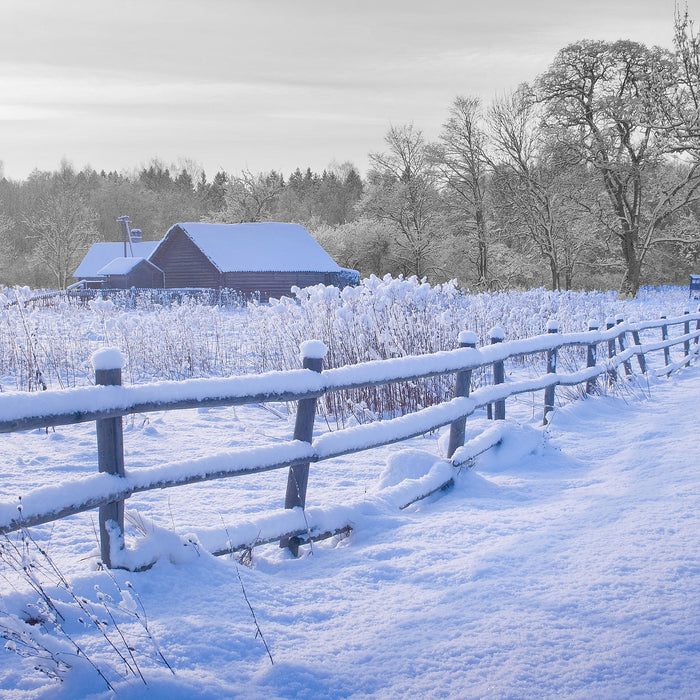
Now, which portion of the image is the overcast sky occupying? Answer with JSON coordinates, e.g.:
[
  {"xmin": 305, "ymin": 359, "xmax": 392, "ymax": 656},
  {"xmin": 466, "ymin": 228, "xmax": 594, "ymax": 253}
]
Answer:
[{"xmin": 1, "ymin": 0, "xmax": 697, "ymax": 180}]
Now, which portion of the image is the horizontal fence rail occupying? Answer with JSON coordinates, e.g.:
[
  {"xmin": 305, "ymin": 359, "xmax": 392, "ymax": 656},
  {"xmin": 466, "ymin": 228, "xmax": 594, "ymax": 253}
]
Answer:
[{"xmin": 1, "ymin": 311, "xmax": 699, "ymax": 568}]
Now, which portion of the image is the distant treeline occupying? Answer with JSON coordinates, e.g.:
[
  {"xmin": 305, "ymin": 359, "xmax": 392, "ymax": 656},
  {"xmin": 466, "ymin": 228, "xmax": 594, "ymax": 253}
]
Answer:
[{"xmin": 2, "ymin": 12, "xmax": 700, "ymax": 295}]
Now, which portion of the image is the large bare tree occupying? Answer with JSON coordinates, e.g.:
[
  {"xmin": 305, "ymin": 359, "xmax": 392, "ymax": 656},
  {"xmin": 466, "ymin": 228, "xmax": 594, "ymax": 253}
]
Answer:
[{"xmin": 537, "ymin": 40, "xmax": 700, "ymax": 297}]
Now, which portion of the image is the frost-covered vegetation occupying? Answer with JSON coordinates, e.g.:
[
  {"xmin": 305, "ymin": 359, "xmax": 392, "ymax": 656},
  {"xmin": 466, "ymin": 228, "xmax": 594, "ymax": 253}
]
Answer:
[
  {"xmin": 0, "ymin": 279, "xmax": 693, "ymax": 421},
  {"xmin": 0, "ymin": 280, "xmax": 699, "ymax": 696}
]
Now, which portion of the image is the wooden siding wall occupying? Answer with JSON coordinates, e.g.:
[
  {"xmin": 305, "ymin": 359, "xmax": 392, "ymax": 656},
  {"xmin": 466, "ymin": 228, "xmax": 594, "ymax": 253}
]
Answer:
[
  {"xmin": 150, "ymin": 227, "xmax": 221, "ymax": 288},
  {"xmin": 104, "ymin": 262, "xmax": 164, "ymax": 290},
  {"xmin": 221, "ymin": 271, "xmax": 334, "ymax": 301}
]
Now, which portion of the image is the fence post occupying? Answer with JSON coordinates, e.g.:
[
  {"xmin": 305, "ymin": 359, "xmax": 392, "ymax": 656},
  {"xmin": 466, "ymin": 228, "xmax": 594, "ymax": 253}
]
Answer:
[
  {"xmin": 281, "ymin": 340, "xmax": 326, "ymax": 556},
  {"xmin": 447, "ymin": 331, "xmax": 477, "ymax": 458},
  {"xmin": 543, "ymin": 320, "xmax": 558, "ymax": 425},
  {"xmin": 684, "ymin": 309, "xmax": 691, "ymax": 367},
  {"xmin": 661, "ymin": 315, "xmax": 671, "ymax": 374},
  {"xmin": 606, "ymin": 317, "xmax": 617, "ymax": 383},
  {"xmin": 491, "ymin": 327, "xmax": 505, "ymax": 420},
  {"xmin": 94, "ymin": 349, "xmax": 126, "ymax": 569},
  {"xmin": 586, "ymin": 319, "xmax": 599, "ymax": 395},
  {"xmin": 616, "ymin": 315, "xmax": 632, "ymax": 377},
  {"xmin": 630, "ymin": 322, "xmax": 647, "ymax": 374}
]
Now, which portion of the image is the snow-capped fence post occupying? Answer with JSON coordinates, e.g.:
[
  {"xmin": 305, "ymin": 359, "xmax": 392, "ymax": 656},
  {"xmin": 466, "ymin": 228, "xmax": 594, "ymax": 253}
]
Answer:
[
  {"xmin": 586, "ymin": 319, "xmax": 599, "ymax": 394},
  {"xmin": 606, "ymin": 318, "xmax": 617, "ymax": 383},
  {"xmin": 281, "ymin": 340, "xmax": 327, "ymax": 556},
  {"xmin": 616, "ymin": 315, "xmax": 632, "ymax": 377},
  {"xmin": 661, "ymin": 316, "xmax": 671, "ymax": 374},
  {"xmin": 93, "ymin": 349, "xmax": 126, "ymax": 569},
  {"xmin": 447, "ymin": 331, "xmax": 477, "ymax": 458},
  {"xmin": 543, "ymin": 320, "xmax": 558, "ymax": 425},
  {"xmin": 630, "ymin": 324, "xmax": 646, "ymax": 374},
  {"xmin": 490, "ymin": 327, "xmax": 505, "ymax": 420},
  {"xmin": 683, "ymin": 310, "xmax": 691, "ymax": 367}
]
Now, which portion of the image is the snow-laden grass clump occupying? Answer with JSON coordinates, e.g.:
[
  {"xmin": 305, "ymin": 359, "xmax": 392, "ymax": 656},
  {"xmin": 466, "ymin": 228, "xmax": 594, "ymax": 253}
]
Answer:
[{"xmin": 0, "ymin": 278, "xmax": 693, "ymax": 420}]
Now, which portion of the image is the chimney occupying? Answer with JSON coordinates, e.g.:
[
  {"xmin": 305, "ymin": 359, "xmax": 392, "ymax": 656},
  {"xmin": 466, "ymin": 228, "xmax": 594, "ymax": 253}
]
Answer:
[
  {"xmin": 130, "ymin": 228, "xmax": 142, "ymax": 243},
  {"xmin": 117, "ymin": 215, "xmax": 131, "ymax": 256}
]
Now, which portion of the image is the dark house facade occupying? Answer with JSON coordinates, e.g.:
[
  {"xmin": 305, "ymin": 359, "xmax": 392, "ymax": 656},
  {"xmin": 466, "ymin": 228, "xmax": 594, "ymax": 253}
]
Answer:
[{"xmin": 97, "ymin": 257, "xmax": 165, "ymax": 290}]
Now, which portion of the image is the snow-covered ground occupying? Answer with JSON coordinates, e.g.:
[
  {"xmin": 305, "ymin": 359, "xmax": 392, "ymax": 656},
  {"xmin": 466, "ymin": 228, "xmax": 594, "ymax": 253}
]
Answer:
[{"xmin": 1, "ymin": 354, "xmax": 699, "ymax": 697}]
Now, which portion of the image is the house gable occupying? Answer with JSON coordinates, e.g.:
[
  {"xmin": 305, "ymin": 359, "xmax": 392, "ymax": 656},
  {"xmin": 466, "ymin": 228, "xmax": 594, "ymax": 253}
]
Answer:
[{"xmin": 148, "ymin": 225, "xmax": 220, "ymax": 288}]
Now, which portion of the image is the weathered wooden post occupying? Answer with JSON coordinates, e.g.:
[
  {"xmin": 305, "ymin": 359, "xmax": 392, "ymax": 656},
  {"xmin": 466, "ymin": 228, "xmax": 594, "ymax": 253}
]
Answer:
[
  {"xmin": 661, "ymin": 315, "xmax": 671, "ymax": 373},
  {"xmin": 586, "ymin": 319, "xmax": 599, "ymax": 395},
  {"xmin": 629, "ymin": 320, "xmax": 647, "ymax": 374},
  {"xmin": 282, "ymin": 340, "xmax": 326, "ymax": 556},
  {"xmin": 684, "ymin": 309, "xmax": 691, "ymax": 367},
  {"xmin": 606, "ymin": 317, "xmax": 617, "ymax": 383},
  {"xmin": 447, "ymin": 331, "xmax": 477, "ymax": 458},
  {"xmin": 616, "ymin": 315, "xmax": 632, "ymax": 377},
  {"xmin": 94, "ymin": 348, "xmax": 126, "ymax": 569},
  {"xmin": 543, "ymin": 320, "xmax": 558, "ymax": 425},
  {"xmin": 491, "ymin": 327, "xmax": 505, "ymax": 421}
]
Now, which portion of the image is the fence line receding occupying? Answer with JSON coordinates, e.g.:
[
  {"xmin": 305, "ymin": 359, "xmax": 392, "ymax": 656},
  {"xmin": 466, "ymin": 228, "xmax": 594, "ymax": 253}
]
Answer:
[{"xmin": 0, "ymin": 311, "xmax": 698, "ymax": 569}]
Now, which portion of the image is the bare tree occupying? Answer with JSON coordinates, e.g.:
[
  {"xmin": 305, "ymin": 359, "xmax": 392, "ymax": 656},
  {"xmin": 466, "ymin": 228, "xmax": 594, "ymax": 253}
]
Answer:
[
  {"xmin": 434, "ymin": 96, "xmax": 491, "ymax": 287},
  {"xmin": 21, "ymin": 169, "xmax": 99, "ymax": 289},
  {"xmin": 0, "ymin": 213, "xmax": 15, "ymax": 283},
  {"xmin": 537, "ymin": 40, "xmax": 700, "ymax": 296},
  {"xmin": 363, "ymin": 124, "xmax": 441, "ymax": 278},
  {"xmin": 487, "ymin": 87, "xmax": 591, "ymax": 290},
  {"xmin": 310, "ymin": 217, "xmax": 395, "ymax": 278},
  {"xmin": 671, "ymin": 9, "xmax": 700, "ymax": 141},
  {"xmin": 216, "ymin": 170, "xmax": 284, "ymax": 223}
]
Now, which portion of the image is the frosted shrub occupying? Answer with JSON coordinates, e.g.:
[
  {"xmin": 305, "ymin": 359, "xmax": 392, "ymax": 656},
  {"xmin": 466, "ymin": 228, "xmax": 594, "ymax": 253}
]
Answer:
[
  {"xmin": 0, "ymin": 281, "xmax": 693, "ymax": 420},
  {"xmin": 0, "ymin": 292, "xmax": 254, "ymax": 390},
  {"xmin": 240, "ymin": 277, "xmax": 693, "ymax": 422}
]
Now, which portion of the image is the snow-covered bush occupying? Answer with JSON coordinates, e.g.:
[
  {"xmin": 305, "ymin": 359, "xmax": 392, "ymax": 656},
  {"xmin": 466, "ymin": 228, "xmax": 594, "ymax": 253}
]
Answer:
[{"xmin": 0, "ymin": 279, "xmax": 693, "ymax": 420}]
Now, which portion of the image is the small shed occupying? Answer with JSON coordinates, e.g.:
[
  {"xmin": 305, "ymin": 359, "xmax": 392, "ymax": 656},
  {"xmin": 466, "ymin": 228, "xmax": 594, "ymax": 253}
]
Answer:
[
  {"xmin": 691, "ymin": 275, "xmax": 700, "ymax": 299},
  {"xmin": 149, "ymin": 222, "xmax": 347, "ymax": 300},
  {"xmin": 97, "ymin": 257, "xmax": 164, "ymax": 290},
  {"xmin": 73, "ymin": 241, "xmax": 160, "ymax": 287}
]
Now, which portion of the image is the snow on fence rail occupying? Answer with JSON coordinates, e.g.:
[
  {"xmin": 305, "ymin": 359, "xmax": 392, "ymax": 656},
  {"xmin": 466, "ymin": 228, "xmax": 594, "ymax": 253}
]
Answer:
[{"xmin": 1, "ymin": 311, "xmax": 699, "ymax": 568}]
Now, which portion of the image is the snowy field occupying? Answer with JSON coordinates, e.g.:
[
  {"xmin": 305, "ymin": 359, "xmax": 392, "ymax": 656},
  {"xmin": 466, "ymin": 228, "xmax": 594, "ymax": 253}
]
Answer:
[{"xmin": 1, "ymin": 283, "xmax": 699, "ymax": 698}]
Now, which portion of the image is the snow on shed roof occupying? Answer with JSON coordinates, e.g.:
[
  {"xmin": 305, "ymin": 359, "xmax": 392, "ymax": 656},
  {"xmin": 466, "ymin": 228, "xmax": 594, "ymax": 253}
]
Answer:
[
  {"xmin": 97, "ymin": 257, "xmax": 151, "ymax": 276},
  {"xmin": 158, "ymin": 222, "xmax": 341, "ymax": 273},
  {"xmin": 73, "ymin": 241, "xmax": 160, "ymax": 278}
]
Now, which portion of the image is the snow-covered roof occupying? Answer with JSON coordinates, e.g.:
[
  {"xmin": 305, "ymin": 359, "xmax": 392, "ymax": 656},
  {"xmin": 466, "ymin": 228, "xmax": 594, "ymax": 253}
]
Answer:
[
  {"xmin": 156, "ymin": 222, "xmax": 341, "ymax": 273},
  {"xmin": 97, "ymin": 257, "xmax": 150, "ymax": 276},
  {"xmin": 73, "ymin": 241, "xmax": 160, "ymax": 278}
]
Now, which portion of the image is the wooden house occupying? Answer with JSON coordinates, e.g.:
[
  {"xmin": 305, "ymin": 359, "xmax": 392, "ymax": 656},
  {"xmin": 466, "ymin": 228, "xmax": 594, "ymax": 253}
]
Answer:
[
  {"xmin": 148, "ymin": 222, "xmax": 348, "ymax": 300},
  {"xmin": 96, "ymin": 257, "xmax": 164, "ymax": 290},
  {"xmin": 73, "ymin": 241, "xmax": 160, "ymax": 288}
]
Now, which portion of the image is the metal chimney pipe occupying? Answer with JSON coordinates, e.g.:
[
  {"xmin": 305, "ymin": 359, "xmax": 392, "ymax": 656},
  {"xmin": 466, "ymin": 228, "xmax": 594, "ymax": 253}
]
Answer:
[{"xmin": 117, "ymin": 215, "xmax": 131, "ymax": 256}]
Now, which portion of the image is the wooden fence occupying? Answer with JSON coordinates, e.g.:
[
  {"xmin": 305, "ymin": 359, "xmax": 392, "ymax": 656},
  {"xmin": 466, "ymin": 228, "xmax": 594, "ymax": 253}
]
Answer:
[{"xmin": 0, "ymin": 311, "xmax": 698, "ymax": 568}]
